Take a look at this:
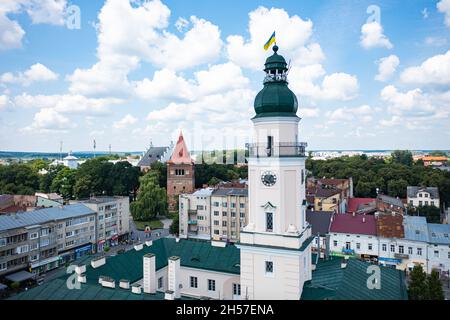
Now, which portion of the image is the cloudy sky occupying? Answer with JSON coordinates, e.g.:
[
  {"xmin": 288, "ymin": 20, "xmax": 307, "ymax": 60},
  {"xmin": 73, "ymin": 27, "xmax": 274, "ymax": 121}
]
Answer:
[{"xmin": 0, "ymin": 0, "xmax": 449, "ymax": 152}]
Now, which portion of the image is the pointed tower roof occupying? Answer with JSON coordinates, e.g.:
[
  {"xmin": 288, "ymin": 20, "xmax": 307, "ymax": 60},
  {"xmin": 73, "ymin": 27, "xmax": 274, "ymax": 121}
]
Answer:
[{"xmin": 168, "ymin": 131, "xmax": 193, "ymax": 165}]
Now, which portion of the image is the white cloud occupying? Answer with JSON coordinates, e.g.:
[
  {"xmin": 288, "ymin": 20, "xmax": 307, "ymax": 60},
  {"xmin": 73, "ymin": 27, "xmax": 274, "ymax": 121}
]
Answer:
[
  {"xmin": 289, "ymin": 65, "xmax": 359, "ymax": 101},
  {"xmin": 375, "ymin": 55, "xmax": 400, "ymax": 81},
  {"xmin": 360, "ymin": 21, "xmax": 393, "ymax": 49},
  {"xmin": 379, "ymin": 86, "xmax": 450, "ymax": 129},
  {"xmin": 226, "ymin": 6, "xmax": 324, "ymax": 70},
  {"xmin": 0, "ymin": 13, "xmax": 25, "ymax": 50},
  {"xmin": 1, "ymin": 63, "xmax": 58, "ymax": 86},
  {"xmin": 437, "ymin": 0, "xmax": 450, "ymax": 27},
  {"xmin": 424, "ymin": 36, "xmax": 448, "ymax": 47},
  {"xmin": 68, "ymin": 0, "xmax": 222, "ymax": 96},
  {"xmin": 326, "ymin": 105, "xmax": 373, "ymax": 123},
  {"xmin": 0, "ymin": 0, "xmax": 68, "ymax": 50},
  {"xmin": 23, "ymin": 107, "xmax": 75, "ymax": 132},
  {"xmin": 113, "ymin": 114, "xmax": 138, "ymax": 129},
  {"xmin": 26, "ymin": 0, "xmax": 67, "ymax": 25},
  {"xmin": 422, "ymin": 8, "xmax": 429, "ymax": 19},
  {"xmin": 400, "ymin": 50, "xmax": 450, "ymax": 85},
  {"xmin": 299, "ymin": 108, "xmax": 319, "ymax": 118},
  {"xmin": 321, "ymin": 73, "xmax": 359, "ymax": 101},
  {"xmin": 134, "ymin": 62, "xmax": 249, "ymax": 101},
  {"xmin": 0, "ymin": 94, "xmax": 13, "ymax": 111},
  {"xmin": 14, "ymin": 93, "xmax": 123, "ymax": 115}
]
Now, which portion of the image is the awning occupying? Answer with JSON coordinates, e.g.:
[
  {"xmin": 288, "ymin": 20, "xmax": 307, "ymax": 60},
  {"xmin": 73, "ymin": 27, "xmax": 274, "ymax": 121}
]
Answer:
[
  {"xmin": 5, "ymin": 271, "xmax": 36, "ymax": 282},
  {"xmin": 31, "ymin": 255, "xmax": 60, "ymax": 268}
]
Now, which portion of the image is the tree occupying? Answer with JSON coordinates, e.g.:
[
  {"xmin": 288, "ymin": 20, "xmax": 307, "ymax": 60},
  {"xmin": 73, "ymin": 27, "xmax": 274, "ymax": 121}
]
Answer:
[
  {"xmin": 426, "ymin": 270, "xmax": 444, "ymax": 300},
  {"xmin": 408, "ymin": 265, "xmax": 428, "ymax": 300},
  {"xmin": 387, "ymin": 178, "xmax": 408, "ymax": 198},
  {"xmin": 131, "ymin": 172, "xmax": 167, "ymax": 221},
  {"xmin": 169, "ymin": 215, "xmax": 179, "ymax": 235},
  {"xmin": 74, "ymin": 175, "xmax": 93, "ymax": 199},
  {"xmin": 391, "ymin": 150, "xmax": 413, "ymax": 166},
  {"xmin": 51, "ymin": 167, "xmax": 76, "ymax": 199},
  {"xmin": 208, "ymin": 177, "xmax": 221, "ymax": 186},
  {"xmin": 409, "ymin": 205, "xmax": 441, "ymax": 223}
]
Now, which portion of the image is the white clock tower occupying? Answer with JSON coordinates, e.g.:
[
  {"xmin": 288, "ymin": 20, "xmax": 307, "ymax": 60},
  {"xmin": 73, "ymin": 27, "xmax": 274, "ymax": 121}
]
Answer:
[{"xmin": 238, "ymin": 45, "xmax": 313, "ymax": 300}]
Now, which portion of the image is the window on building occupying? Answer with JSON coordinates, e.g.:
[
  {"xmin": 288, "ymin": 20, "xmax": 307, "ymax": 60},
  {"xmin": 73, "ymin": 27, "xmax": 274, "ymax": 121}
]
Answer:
[
  {"xmin": 434, "ymin": 250, "xmax": 439, "ymax": 258},
  {"xmin": 333, "ymin": 240, "xmax": 338, "ymax": 247},
  {"xmin": 266, "ymin": 212, "xmax": 273, "ymax": 232},
  {"xmin": 419, "ymin": 193, "xmax": 422, "ymax": 198},
  {"xmin": 425, "ymin": 201, "xmax": 428, "ymax": 206},
  {"xmin": 417, "ymin": 248, "xmax": 422, "ymax": 256},
  {"xmin": 409, "ymin": 200, "xmax": 413, "ymax": 205},
  {"xmin": 399, "ymin": 246, "xmax": 404, "ymax": 254},
  {"xmin": 265, "ymin": 261, "xmax": 273, "ymax": 273},
  {"xmin": 356, "ymin": 243, "xmax": 361, "ymax": 250},
  {"xmin": 208, "ymin": 279, "xmax": 216, "ymax": 291},
  {"xmin": 448, "ymin": 252, "xmax": 450, "ymax": 260},
  {"xmin": 382, "ymin": 244, "xmax": 387, "ymax": 251},
  {"xmin": 214, "ymin": 211, "xmax": 219, "ymax": 216},
  {"xmin": 408, "ymin": 247, "xmax": 413, "ymax": 255},
  {"xmin": 240, "ymin": 203, "xmax": 245, "ymax": 209},
  {"xmin": 390, "ymin": 245, "xmax": 395, "ymax": 252},
  {"xmin": 419, "ymin": 201, "xmax": 423, "ymax": 206},
  {"xmin": 158, "ymin": 276, "xmax": 163, "ymax": 289},
  {"xmin": 0, "ymin": 262, "xmax": 6, "ymax": 271},
  {"xmin": 222, "ymin": 221, "xmax": 227, "ymax": 227},
  {"xmin": 233, "ymin": 283, "xmax": 241, "ymax": 296},
  {"xmin": 214, "ymin": 230, "xmax": 219, "ymax": 235},
  {"xmin": 240, "ymin": 212, "xmax": 245, "ymax": 218},
  {"xmin": 213, "ymin": 202, "xmax": 220, "ymax": 207},
  {"xmin": 431, "ymin": 201, "xmax": 435, "ymax": 206},
  {"xmin": 425, "ymin": 193, "xmax": 429, "ymax": 198},
  {"xmin": 222, "ymin": 211, "xmax": 227, "ymax": 217},
  {"xmin": 190, "ymin": 276, "xmax": 198, "ymax": 288},
  {"xmin": 231, "ymin": 203, "xmax": 236, "ymax": 208},
  {"xmin": 29, "ymin": 232, "xmax": 38, "ymax": 240},
  {"xmin": 222, "ymin": 202, "xmax": 227, "ymax": 208},
  {"xmin": 231, "ymin": 212, "xmax": 236, "ymax": 217},
  {"xmin": 368, "ymin": 243, "xmax": 373, "ymax": 251}
]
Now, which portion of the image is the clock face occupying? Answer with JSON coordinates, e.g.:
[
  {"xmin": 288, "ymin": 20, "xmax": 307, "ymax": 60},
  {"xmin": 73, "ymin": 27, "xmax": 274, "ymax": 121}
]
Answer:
[{"xmin": 261, "ymin": 171, "xmax": 277, "ymax": 187}]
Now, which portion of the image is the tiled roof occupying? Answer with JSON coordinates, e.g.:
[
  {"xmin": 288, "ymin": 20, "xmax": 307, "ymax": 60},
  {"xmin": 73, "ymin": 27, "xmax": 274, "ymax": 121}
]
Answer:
[
  {"xmin": 0, "ymin": 204, "xmax": 95, "ymax": 232},
  {"xmin": 306, "ymin": 210, "xmax": 334, "ymax": 236},
  {"xmin": 302, "ymin": 258, "xmax": 408, "ymax": 300},
  {"xmin": 407, "ymin": 186, "xmax": 439, "ymax": 199},
  {"xmin": 330, "ymin": 213, "xmax": 377, "ymax": 236},
  {"xmin": 347, "ymin": 198, "xmax": 375, "ymax": 213},
  {"xmin": 318, "ymin": 178, "xmax": 348, "ymax": 186},
  {"xmin": 167, "ymin": 131, "xmax": 193, "ymax": 165},
  {"xmin": 137, "ymin": 146, "xmax": 170, "ymax": 167}
]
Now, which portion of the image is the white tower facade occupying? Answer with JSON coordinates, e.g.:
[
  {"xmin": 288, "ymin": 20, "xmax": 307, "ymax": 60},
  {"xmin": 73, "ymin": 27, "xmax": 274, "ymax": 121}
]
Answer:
[{"xmin": 238, "ymin": 45, "xmax": 313, "ymax": 300}]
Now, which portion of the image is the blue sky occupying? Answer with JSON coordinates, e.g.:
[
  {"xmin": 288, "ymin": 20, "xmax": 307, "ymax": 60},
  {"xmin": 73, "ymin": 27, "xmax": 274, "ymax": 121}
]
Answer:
[{"xmin": 0, "ymin": 0, "xmax": 449, "ymax": 152}]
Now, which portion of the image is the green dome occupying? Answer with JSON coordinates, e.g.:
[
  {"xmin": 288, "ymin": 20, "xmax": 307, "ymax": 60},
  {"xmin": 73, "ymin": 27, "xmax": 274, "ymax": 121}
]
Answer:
[{"xmin": 253, "ymin": 45, "xmax": 299, "ymax": 119}]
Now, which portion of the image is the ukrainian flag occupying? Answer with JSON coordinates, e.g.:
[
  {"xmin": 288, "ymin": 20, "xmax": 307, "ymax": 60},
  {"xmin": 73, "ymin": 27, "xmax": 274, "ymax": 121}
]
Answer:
[{"xmin": 263, "ymin": 31, "xmax": 276, "ymax": 50}]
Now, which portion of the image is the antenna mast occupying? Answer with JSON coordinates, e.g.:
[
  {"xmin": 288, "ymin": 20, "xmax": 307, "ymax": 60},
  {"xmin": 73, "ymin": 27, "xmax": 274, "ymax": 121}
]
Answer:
[
  {"xmin": 59, "ymin": 141, "xmax": 63, "ymax": 161},
  {"xmin": 93, "ymin": 139, "xmax": 96, "ymax": 158}
]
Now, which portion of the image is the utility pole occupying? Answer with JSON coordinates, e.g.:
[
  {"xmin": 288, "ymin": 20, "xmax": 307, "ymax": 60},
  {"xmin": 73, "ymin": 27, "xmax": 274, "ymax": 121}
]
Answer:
[
  {"xmin": 109, "ymin": 144, "xmax": 111, "ymax": 155},
  {"xmin": 93, "ymin": 139, "xmax": 96, "ymax": 158}
]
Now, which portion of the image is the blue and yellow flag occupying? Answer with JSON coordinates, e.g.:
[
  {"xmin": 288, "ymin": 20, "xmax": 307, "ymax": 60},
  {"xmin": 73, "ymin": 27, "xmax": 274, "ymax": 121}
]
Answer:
[{"xmin": 263, "ymin": 31, "xmax": 276, "ymax": 50}]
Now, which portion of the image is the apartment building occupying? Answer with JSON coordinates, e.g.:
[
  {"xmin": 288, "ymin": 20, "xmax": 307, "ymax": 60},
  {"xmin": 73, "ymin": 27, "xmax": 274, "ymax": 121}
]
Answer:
[
  {"xmin": 76, "ymin": 196, "xmax": 130, "ymax": 252},
  {"xmin": 179, "ymin": 188, "xmax": 214, "ymax": 240},
  {"xmin": 427, "ymin": 223, "xmax": 450, "ymax": 273},
  {"xmin": 0, "ymin": 204, "xmax": 96, "ymax": 277},
  {"xmin": 210, "ymin": 188, "xmax": 248, "ymax": 242}
]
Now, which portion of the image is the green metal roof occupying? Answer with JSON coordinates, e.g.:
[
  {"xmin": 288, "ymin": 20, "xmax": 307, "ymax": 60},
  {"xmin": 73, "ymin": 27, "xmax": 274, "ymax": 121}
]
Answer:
[
  {"xmin": 301, "ymin": 258, "xmax": 408, "ymax": 300},
  {"xmin": 253, "ymin": 46, "xmax": 298, "ymax": 119}
]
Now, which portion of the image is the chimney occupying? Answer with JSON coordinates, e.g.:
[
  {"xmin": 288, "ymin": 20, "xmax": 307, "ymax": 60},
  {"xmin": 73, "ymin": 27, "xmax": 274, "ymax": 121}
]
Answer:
[
  {"xmin": 168, "ymin": 256, "xmax": 181, "ymax": 299},
  {"xmin": 143, "ymin": 253, "xmax": 156, "ymax": 294}
]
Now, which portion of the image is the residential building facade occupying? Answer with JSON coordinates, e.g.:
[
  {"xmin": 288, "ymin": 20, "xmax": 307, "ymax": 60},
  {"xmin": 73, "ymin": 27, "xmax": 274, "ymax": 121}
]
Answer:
[
  {"xmin": 76, "ymin": 196, "xmax": 130, "ymax": 252},
  {"xmin": 407, "ymin": 186, "xmax": 440, "ymax": 208},
  {"xmin": 210, "ymin": 188, "xmax": 248, "ymax": 242},
  {"xmin": 179, "ymin": 188, "xmax": 214, "ymax": 240}
]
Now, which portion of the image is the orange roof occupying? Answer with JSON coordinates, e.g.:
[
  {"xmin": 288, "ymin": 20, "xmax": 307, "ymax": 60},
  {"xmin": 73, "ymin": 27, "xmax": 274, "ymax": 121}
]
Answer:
[
  {"xmin": 422, "ymin": 156, "xmax": 448, "ymax": 161},
  {"xmin": 168, "ymin": 131, "xmax": 193, "ymax": 165}
]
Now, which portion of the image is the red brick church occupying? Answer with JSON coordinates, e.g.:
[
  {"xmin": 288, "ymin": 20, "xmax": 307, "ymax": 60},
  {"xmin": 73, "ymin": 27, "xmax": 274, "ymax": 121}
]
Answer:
[{"xmin": 166, "ymin": 131, "xmax": 195, "ymax": 209}]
